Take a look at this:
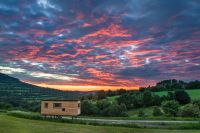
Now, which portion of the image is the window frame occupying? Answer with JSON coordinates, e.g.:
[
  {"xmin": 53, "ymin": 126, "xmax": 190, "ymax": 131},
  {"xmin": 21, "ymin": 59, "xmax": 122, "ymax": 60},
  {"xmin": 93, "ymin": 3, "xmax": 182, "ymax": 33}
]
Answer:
[{"xmin": 53, "ymin": 103, "xmax": 62, "ymax": 108}]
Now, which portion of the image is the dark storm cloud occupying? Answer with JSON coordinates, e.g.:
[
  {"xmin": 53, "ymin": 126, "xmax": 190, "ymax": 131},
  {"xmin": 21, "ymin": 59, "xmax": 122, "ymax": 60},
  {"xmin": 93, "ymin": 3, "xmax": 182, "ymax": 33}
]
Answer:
[
  {"xmin": 116, "ymin": 65, "xmax": 162, "ymax": 79},
  {"xmin": 0, "ymin": 0, "xmax": 199, "ymax": 89}
]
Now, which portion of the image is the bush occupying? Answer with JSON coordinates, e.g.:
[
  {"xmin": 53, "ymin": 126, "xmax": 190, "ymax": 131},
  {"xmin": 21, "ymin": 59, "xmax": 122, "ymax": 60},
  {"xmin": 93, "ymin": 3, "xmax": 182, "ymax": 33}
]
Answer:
[
  {"xmin": 152, "ymin": 106, "xmax": 163, "ymax": 116},
  {"xmin": 192, "ymin": 99, "xmax": 200, "ymax": 109},
  {"xmin": 81, "ymin": 100, "xmax": 99, "ymax": 115},
  {"xmin": 179, "ymin": 104, "xmax": 200, "ymax": 117},
  {"xmin": 106, "ymin": 103, "xmax": 127, "ymax": 117},
  {"xmin": 138, "ymin": 110, "xmax": 146, "ymax": 118},
  {"xmin": 162, "ymin": 100, "xmax": 179, "ymax": 116},
  {"xmin": 174, "ymin": 90, "xmax": 191, "ymax": 104},
  {"xmin": 0, "ymin": 102, "xmax": 12, "ymax": 110}
]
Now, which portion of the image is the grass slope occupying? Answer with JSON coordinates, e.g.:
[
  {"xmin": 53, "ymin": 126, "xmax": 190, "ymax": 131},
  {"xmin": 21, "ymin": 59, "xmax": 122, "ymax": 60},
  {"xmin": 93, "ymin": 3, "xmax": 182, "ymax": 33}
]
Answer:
[
  {"xmin": 107, "ymin": 89, "xmax": 200, "ymax": 103},
  {"xmin": 155, "ymin": 89, "xmax": 200, "ymax": 100},
  {"xmin": 0, "ymin": 114, "xmax": 200, "ymax": 133}
]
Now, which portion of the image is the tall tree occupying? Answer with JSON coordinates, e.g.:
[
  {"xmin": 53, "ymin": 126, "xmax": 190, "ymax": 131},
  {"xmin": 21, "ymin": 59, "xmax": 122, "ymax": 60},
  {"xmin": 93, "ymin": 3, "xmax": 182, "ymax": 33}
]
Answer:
[{"xmin": 174, "ymin": 90, "xmax": 191, "ymax": 104}]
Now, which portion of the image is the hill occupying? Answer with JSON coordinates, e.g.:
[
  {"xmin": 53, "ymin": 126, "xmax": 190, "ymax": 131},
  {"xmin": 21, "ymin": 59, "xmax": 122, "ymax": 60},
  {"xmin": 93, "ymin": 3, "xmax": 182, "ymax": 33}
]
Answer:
[{"xmin": 0, "ymin": 73, "xmax": 84, "ymax": 101}]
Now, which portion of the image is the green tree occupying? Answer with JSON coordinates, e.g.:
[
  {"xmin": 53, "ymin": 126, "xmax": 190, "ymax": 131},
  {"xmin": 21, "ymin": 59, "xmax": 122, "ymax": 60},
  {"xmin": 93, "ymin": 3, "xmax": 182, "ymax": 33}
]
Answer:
[
  {"xmin": 107, "ymin": 102, "xmax": 127, "ymax": 116},
  {"xmin": 96, "ymin": 100, "xmax": 111, "ymax": 115},
  {"xmin": 0, "ymin": 102, "xmax": 12, "ymax": 110},
  {"xmin": 174, "ymin": 90, "xmax": 191, "ymax": 104},
  {"xmin": 106, "ymin": 90, "xmax": 114, "ymax": 97},
  {"xmin": 179, "ymin": 104, "xmax": 200, "ymax": 117},
  {"xmin": 152, "ymin": 95, "xmax": 162, "ymax": 106},
  {"xmin": 166, "ymin": 91, "xmax": 175, "ymax": 100},
  {"xmin": 81, "ymin": 100, "xmax": 99, "ymax": 115},
  {"xmin": 186, "ymin": 80, "xmax": 200, "ymax": 90},
  {"xmin": 162, "ymin": 100, "xmax": 179, "ymax": 116},
  {"xmin": 96, "ymin": 90, "xmax": 106, "ymax": 100},
  {"xmin": 117, "ymin": 93, "xmax": 134, "ymax": 109},
  {"xmin": 143, "ymin": 91, "xmax": 153, "ymax": 107},
  {"xmin": 116, "ymin": 89, "xmax": 126, "ymax": 95}
]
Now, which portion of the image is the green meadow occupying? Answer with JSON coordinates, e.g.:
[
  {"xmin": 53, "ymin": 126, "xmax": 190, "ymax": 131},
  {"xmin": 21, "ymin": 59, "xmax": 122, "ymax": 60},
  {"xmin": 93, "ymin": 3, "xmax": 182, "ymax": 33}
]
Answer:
[
  {"xmin": 107, "ymin": 89, "xmax": 200, "ymax": 102},
  {"xmin": 155, "ymin": 89, "xmax": 200, "ymax": 100}
]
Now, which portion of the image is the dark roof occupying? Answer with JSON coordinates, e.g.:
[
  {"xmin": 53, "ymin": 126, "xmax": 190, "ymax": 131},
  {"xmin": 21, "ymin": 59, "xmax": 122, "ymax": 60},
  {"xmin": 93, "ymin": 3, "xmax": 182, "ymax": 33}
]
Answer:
[{"xmin": 41, "ymin": 99, "xmax": 80, "ymax": 102}]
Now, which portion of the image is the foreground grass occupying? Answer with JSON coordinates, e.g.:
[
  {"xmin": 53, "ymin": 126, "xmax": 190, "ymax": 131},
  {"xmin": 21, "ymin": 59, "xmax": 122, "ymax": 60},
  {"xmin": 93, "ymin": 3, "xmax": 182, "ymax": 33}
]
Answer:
[{"xmin": 0, "ymin": 114, "xmax": 200, "ymax": 133}]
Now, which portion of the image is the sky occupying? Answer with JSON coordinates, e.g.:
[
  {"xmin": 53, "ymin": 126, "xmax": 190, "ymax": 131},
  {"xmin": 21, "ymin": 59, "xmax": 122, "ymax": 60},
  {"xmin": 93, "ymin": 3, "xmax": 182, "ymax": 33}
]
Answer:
[{"xmin": 0, "ymin": 0, "xmax": 200, "ymax": 91}]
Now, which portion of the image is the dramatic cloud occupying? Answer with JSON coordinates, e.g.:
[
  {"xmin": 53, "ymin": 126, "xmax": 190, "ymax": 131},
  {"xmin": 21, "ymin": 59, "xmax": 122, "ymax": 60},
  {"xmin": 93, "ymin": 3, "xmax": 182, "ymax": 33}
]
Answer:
[{"xmin": 0, "ymin": 0, "xmax": 199, "ymax": 91}]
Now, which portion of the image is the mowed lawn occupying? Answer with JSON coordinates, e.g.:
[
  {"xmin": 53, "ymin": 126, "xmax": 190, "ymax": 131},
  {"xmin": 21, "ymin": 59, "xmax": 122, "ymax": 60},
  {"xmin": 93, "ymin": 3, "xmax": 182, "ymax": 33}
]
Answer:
[
  {"xmin": 155, "ymin": 89, "xmax": 200, "ymax": 100},
  {"xmin": 0, "ymin": 114, "xmax": 200, "ymax": 133}
]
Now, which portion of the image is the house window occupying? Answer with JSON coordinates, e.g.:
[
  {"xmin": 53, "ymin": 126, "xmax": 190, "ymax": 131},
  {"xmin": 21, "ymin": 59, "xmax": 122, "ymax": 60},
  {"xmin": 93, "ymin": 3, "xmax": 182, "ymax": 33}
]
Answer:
[
  {"xmin": 78, "ymin": 103, "xmax": 80, "ymax": 108},
  {"xmin": 62, "ymin": 108, "xmax": 65, "ymax": 111},
  {"xmin": 44, "ymin": 103, "xmax": 48, "ymax": 108},
  {"xmin": 53, "ymin": 103, "xmax": 62, "ymax": 108}
]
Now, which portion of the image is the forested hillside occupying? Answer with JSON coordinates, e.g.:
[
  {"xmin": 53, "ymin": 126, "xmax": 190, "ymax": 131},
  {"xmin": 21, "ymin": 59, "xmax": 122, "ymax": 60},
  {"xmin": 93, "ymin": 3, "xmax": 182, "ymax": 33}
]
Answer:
[{"xmin": 0, "ymin": 73, "xmax": 83, "ymax": 101}]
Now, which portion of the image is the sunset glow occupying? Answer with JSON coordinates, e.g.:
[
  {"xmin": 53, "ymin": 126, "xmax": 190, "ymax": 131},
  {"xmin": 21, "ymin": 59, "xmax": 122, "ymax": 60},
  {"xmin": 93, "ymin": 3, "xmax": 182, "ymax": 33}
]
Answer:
[
  {"xmin": 34, "ymin": 83, "xmax": 139, "ymax": 91},
  {"xmin": 0, "ymin": 0, "xmax": 199, "ymax": 91}
]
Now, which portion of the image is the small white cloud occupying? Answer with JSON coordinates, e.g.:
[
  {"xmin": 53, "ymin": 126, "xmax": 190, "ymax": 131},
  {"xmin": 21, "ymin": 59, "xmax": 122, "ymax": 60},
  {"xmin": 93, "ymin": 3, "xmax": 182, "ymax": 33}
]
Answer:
[
  {"xmin": 130, "ymin": 45, "xmax": 137, "ymax": 50},
  {"xmin": 119, "ymin": 55, "xmax": 126, "ymax": 60},
  {"xmin": 37, "ymin": 0, "xmax": 61, "ymax": 11},
  {"xmin": 145, "ymin": 58, "xmax": 150, "ymax": 64},
  {"xmin": 36, "ymin": 21, "xmax": 43, "ymax": 25},
  {"xmin": 58, "ymin": 34, "xmax": 64, "ymax": 37},
  {"xmin": 185, "ymin": 59, "xmax": 190, "ymax": 63},
  {"xmin": 22, "ymin": 60, "xmax": 31, "ymax": 63}
]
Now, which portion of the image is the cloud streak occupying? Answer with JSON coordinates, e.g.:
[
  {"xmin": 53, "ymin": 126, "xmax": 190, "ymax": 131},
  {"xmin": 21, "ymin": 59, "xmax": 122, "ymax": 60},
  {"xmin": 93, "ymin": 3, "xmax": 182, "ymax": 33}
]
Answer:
[{"xmin": 0, "ymin": 0, "xmax": 199, "ymax": 91}]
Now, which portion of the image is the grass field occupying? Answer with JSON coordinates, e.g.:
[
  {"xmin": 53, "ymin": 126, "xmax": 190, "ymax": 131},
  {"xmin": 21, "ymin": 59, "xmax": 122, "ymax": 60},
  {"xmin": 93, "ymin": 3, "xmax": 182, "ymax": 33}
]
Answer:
[
  {"xmin": 107, "ymin": 89, "xmax": 200, "ymax": 103},
  {"xmin": 155, "ymin": 89, "xmax": 200, "ymax": 100},
  {"xmin": 0, "ymin": 114, "xmax": 200, "ymax": 133}
]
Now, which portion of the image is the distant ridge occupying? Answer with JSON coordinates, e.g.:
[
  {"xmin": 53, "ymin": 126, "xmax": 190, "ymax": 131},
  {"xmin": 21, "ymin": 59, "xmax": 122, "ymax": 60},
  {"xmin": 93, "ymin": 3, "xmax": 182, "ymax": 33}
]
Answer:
[{"xmin": 0, "ymin": 73, "xmax": 85, "ymax": 101}]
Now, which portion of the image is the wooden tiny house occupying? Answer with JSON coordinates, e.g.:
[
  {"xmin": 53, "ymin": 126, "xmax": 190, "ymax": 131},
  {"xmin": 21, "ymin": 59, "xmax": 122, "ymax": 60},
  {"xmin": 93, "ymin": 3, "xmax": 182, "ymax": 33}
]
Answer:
[{"xmin": 41, "ymin": 100, "xmax": 81, "ymax": 117}]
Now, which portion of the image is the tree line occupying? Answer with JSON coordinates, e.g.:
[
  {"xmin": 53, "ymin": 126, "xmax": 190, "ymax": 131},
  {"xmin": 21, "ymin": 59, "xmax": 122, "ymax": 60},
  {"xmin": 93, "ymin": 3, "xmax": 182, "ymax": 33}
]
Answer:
[{"xmin": 139, "ymin": 79, "xmax": 200, "ymax": 92}]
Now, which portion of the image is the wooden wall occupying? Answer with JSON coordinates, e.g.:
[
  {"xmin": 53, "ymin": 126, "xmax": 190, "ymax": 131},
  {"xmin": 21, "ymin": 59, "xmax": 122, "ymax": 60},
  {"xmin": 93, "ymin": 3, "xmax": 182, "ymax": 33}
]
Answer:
[{"xmin": 41, "ymin": 101, "xmax": 81, "ymax": 116}]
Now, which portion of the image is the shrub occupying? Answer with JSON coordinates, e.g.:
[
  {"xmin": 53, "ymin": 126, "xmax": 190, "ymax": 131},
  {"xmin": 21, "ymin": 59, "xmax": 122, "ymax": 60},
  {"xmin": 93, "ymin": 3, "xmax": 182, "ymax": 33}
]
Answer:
[
  {"xmin": 138, "ymin": 110, "xmax": 146, "ymax": 118},
  {"xmin": 153, "ymin": 106, "xmax": 163, "ymax": 116},
  {"xmin": 0, "ymin": 102, "xmax": 12, "ymax": 110},
  {"xmin": 192, "ymin": 99, "xmax": 200, "ymax": 109},
  {"xmin": 179, "ymin": 104, "xmax": 200, "ymax": 117},
  {"xmin": 162, "ymin": 100, "xmax": 179, "ymax": 116}
]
